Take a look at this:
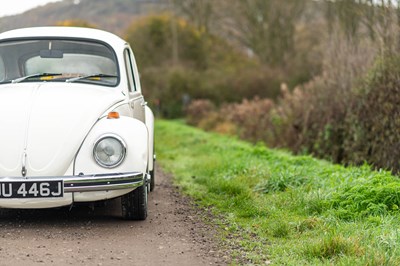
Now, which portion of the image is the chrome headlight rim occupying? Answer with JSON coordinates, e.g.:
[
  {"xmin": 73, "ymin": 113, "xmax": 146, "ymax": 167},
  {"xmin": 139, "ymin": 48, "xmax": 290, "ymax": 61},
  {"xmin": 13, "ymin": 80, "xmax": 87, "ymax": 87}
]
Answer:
[{"xmin": 93, "ymin": 134, "xmax": 127, "ymax": 169}]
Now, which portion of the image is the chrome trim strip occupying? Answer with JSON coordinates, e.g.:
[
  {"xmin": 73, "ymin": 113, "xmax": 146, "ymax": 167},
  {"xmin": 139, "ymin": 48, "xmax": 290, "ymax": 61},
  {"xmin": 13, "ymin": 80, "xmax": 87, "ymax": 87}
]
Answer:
[{"xmin": 0, "ymin": 172, "xmax": 144, "ymax": 193}]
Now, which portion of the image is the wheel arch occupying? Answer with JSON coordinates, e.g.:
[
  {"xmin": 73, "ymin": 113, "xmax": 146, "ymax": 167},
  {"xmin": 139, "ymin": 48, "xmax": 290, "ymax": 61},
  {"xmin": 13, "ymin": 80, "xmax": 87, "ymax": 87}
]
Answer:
[{"xmin": 74, "ymin": 116, "xmax": 149, "ymax": 175}]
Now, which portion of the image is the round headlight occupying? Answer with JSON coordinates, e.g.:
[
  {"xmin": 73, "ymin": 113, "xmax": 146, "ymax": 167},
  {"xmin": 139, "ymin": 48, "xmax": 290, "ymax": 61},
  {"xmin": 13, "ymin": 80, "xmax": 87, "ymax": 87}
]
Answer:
[{"xmin": 93, "ymin": 135, "xmax": 126, "ymax": 168}]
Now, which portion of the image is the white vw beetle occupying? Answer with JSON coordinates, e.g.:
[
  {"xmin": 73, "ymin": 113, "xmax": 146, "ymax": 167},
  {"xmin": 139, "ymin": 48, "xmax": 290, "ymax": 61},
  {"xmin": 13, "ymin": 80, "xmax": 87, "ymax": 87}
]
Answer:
[{"xmin": 0, "ymin": 27, "xmax": 155, "ymax": 220}]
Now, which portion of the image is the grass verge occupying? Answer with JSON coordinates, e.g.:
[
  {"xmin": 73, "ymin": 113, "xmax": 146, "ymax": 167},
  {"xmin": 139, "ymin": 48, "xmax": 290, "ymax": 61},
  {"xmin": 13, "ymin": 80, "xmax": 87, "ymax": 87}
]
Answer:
[{"xmin": 155, "ymin": 120, "xmax": 400, "ymax": 265}]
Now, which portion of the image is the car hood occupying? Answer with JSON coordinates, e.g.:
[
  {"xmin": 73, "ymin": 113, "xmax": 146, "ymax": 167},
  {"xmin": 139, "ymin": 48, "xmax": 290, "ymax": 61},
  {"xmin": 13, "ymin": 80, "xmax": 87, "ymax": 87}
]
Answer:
[{"xmin": 0, "ymin": 83, "xmax": 125, "ymax": 177}]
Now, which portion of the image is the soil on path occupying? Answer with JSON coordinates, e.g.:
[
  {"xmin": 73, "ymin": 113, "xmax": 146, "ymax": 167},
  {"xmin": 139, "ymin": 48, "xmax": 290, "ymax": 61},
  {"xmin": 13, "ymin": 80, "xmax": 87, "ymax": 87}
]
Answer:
[{"xmin": 0, "ymin": 166, "xmax": 228, "ymax": 266}]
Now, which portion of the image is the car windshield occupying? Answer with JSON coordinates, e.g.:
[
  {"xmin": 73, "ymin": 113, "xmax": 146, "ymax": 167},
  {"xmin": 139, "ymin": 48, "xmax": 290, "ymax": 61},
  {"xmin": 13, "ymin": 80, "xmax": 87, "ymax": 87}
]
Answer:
[{"xmin": 0, "ymin": 39, "xmax": 119, "ymax": 86}]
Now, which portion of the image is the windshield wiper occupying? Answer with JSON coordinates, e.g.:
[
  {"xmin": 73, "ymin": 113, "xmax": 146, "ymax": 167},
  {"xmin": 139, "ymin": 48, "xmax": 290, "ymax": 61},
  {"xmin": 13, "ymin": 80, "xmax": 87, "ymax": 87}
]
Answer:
[
  {"xmin": 66, "ymin": 74, "xmax": 118, "ymax": 83},
  {"xmin": 12, "ymin": 73, "xmax": 62, "ymax": 84}
]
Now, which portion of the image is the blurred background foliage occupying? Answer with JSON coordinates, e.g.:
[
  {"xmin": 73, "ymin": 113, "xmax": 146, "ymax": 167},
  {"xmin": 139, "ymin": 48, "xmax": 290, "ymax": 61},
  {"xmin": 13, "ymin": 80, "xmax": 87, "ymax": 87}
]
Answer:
[
  {"xmin": 18, "ymin": 0, "xmax": 398, "ymax": 172},
  {"xmin": 124, "ymin": 13, "xmax": 284, "ymax": 117},
  {"xmin": 170, "ymin": 0, "xmax": 400, "ymax": 173}
]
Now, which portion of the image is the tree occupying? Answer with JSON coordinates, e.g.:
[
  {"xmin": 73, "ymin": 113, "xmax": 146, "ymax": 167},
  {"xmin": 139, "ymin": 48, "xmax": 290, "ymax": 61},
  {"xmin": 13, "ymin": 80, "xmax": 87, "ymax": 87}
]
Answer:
[
  {"xmin": 124, "ymin": 14, "xmax": 208, "ymax": 69},
  {"xmin": 219, "ymin": 0, "xmax": 305, "ymax": 67},
  {"xmin": 325, "ymin": 0, "xmax": 400, "ymax": 51},
  {"xmin": 173, "ymin": 0, "xmax": 214, "ymax": 33}
]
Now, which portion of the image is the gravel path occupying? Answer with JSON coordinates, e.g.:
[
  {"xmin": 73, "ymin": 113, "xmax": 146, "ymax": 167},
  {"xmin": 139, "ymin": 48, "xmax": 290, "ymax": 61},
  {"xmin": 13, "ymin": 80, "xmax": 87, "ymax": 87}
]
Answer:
[{"xmin": 0, "ymin": 166, "xmax": 228, "ymax": 266}]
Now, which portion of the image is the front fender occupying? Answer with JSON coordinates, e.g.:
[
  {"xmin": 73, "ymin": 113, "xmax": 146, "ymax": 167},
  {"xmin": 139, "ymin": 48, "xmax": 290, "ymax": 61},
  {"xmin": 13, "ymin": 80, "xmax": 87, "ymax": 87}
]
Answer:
[{"xmin": 74, "ymin": 117, "xmax": 148, "ymax": 175}]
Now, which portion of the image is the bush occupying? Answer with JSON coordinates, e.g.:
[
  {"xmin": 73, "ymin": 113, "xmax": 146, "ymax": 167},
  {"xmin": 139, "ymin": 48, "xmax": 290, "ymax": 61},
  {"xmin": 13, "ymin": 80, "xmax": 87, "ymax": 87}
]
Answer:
[
  {"xmin": 185, "ymin": 99, "xmax": 216, "ymax": 126},
  {"xmin": 222, "ymin": 97, "xmax": 275, "ymax": 142},
  {"xmin": 272, "ymin": 35, "xmax": 377, "ymax": 161},
  {"xmin": 343, "ymin": 54, "xmax": 400, "ymax": 172}
]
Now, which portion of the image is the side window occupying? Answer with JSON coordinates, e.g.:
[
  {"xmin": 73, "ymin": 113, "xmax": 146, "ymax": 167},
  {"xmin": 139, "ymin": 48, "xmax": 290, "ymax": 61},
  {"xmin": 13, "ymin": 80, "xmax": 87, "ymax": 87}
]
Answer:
[{"xmin": 124, "ymin": 49, "xmax": 136, "ymax": 92}]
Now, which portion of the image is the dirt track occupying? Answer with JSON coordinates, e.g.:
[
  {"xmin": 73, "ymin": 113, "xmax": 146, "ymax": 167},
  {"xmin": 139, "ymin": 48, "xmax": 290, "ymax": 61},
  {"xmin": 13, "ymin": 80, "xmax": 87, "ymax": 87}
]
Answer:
[{"xmin": 0, "ymin": 167, "xmax": 228, "ymax": 266}]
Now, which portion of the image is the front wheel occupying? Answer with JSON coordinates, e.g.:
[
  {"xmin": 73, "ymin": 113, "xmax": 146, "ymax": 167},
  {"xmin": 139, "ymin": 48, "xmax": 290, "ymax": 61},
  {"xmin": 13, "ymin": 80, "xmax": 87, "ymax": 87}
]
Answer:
[
  {"xmin": 121, "ymin": 183, "xmax": 148, "ymax": 220},
  {"xmin": 150, "ymin": 158, "xmax": 155, "ymax": 192}
]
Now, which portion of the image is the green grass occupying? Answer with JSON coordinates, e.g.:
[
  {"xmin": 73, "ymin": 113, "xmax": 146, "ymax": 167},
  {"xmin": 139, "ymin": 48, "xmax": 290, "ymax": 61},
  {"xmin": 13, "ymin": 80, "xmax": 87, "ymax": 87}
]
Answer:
[{"xmin": 155, "ymin": 120, "xmax": 400, "ymax": 265}]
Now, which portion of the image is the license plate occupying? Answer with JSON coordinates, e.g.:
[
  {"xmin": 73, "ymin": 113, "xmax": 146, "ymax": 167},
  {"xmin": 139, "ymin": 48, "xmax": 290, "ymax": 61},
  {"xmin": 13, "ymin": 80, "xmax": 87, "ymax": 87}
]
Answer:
[{"xmin": 0, "ymin": 181, "xmax": 64, "ymax": 198}]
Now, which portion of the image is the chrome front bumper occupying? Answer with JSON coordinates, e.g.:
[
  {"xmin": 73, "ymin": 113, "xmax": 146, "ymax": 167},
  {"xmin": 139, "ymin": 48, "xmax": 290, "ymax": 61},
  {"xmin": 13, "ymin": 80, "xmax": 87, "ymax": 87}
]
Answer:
[
  {"xmin": 0, "ymin": 172, "xmax": 145, "ymax": 193},
  {"xmin": 0, "ymin": 172, "xmax": 147, "ymax": 209},
  {"xmin": 64, "ymin": 172, "xmax": 145, "ymax": 192}
]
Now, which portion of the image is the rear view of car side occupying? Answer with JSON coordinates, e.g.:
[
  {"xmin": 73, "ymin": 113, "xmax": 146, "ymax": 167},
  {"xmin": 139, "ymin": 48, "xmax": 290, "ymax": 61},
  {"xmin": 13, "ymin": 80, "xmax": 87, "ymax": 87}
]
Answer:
[{"xmin": 0, "ymin": 27, "xmax": 155, "ymax": 220}]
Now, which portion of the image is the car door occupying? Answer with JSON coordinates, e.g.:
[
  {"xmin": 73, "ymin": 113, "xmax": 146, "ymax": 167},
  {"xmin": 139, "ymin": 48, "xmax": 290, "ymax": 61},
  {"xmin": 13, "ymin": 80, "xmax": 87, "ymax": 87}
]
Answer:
[{"xmin": 124, "ymin": 48, "xmax": 145, "ymax": 122}]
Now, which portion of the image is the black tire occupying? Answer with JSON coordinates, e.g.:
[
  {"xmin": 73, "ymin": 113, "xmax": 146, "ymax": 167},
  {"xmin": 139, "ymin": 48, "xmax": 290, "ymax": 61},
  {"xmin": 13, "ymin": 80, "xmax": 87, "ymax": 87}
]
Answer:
[
  {"xmin": 121, "ymin": 184, "xmax": 148, "ymax": 220},
  {"xmin": 150, "ymin": 159, "xmax": 155, "ymax": 192}
]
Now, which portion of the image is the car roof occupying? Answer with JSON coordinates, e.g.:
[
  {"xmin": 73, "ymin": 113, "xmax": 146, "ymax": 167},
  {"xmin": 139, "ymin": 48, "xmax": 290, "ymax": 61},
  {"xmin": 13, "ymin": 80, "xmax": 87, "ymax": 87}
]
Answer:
[{"xmin": 0, "ymin": 27, "xmax": 128, "ymax": 50}]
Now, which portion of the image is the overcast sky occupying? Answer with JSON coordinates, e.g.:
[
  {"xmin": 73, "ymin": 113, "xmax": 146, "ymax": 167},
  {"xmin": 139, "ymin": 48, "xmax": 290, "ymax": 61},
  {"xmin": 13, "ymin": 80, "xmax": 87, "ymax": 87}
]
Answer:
[{"xmin": 0, "ymin": 0, "xmax": 63, "ymax": 17}]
